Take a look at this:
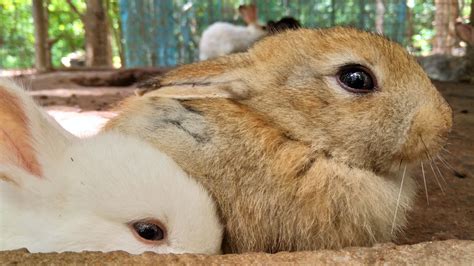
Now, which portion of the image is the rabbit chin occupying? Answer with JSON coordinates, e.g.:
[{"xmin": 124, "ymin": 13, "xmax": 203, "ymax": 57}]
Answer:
[{"xmin": 0, "ymin": 133, "xmax": 223, "ymax": 255}]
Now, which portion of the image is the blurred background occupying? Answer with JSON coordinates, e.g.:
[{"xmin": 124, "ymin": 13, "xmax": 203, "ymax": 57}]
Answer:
[{"xmin": 0, "ymin": 0, "xmax": 473, "ymax": 82}]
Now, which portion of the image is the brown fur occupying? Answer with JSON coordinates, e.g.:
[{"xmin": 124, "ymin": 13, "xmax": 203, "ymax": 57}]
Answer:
[{"xmin": 105, "ymin": 28, "xmax": 452, "ymax": 253}]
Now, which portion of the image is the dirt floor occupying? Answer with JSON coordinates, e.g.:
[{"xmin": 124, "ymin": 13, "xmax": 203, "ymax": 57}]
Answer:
[
  {"xmin": 397, "ymin": 81, "xmax": 474, "ymax": 245},
  {"xmin": 8, "ymin": 70, "xmax": 474, "ymax": 246}
]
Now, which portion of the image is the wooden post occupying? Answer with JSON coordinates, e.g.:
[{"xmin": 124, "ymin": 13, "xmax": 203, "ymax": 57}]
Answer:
[
  {"xmin": 84, "ymin": 0, "xmax": 113, "ymax": 67},
  {"xmin": 32, "ymin": 0, "xmax": 51, "ymax": 72},
  {"xmin": 433, "ymin": 0, "xmax": 459, "ymax": 55},
  {"xmin": 375, "ymin": 0, "xmax": 385, "ymax": 34},
  {"xmin": 465, "ymin": 0, "xmax": 474, "ymax": 82}
]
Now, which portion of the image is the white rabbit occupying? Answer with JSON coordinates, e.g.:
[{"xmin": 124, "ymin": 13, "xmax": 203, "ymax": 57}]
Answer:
[
  {"xmin": 0, "ymin": 79, "xmax": 222, "ymax": 254},
  {"xmin": 199, "ymin": 4, "xmax": 266, "ymax": 61}
]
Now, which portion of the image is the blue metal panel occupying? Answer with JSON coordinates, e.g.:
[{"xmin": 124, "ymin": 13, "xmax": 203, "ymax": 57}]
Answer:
[{"xmin": 119, "ymin": 0, "xmax": 408, "ymax": 67}]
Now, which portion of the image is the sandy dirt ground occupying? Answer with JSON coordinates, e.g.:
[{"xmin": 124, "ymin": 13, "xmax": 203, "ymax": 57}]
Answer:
[{"xmin": 9, "ymin": 70, "xmax": 474, "ymax": 246}]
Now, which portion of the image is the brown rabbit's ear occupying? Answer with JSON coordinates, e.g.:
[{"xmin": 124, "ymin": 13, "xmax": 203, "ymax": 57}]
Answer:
[
  {"xmin": 136, "ymin": 53, "xmax": 253, "ymax": 99},
  {"xmin": 0, "ymin": 79, "xmax": 74, "ymax": 178},
  {"xmin": 139, "ymin": 80, "xmax": 250, "ymax": 100}
]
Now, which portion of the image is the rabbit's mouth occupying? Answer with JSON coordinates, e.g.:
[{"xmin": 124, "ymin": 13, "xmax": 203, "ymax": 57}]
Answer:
[
  {"xmin": 397, "ymin": 127, "xmax": 452, "ymax": 168},
  {"xmin": 356, "ymin": 133, "xmax": 449, "ymax": 179},
  {"xmin": 391, "ymin": 95, "xmax": 453, "ymax": 175},
  {"xmin": 382, "ymin": 133, "xmax": 450, "ymax": 181}
]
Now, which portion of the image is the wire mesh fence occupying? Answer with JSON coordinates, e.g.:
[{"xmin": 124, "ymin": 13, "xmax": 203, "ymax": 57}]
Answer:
[{"xmin": 120, "ymin": 0, "xmax": 412, "ymax": 67}]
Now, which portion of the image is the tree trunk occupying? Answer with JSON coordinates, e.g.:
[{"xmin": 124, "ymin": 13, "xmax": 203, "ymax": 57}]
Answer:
[
  {"xmin": 433, "ymin": 0, "xmax": 459, "ymax": 55},
  {"xmin": 359, "ymin": 0, "xmax": 366, "ymax": 28},
  {"xmin": 406, "ymin": 4, "xmax": 414, "ymax": 50},
  {"xmin": 375, "ymin": 0, "xmax": 385, "ymax": 34},
  {"xmin": 84, "ymin": 0, "xmax": 113, "ymax": 67},
  {"xmin": 447, "ymin": 0, "xmax": 459, "ymax": 52},
  {"xmin": 107, "ymin": 0, "xmax": 124, "ymax": 67},
  {"xmin": 32, "ymin": 0, "xmax": 51, "ymax": 72},
  {"xmin": 330, "ymin": 0, "xmax": 336, "ymax": 26},
  {"xmin": 454, "ymin": 1, "xmax": 474, "ymax": 82},
  {"xmin": 464, "ymin": 0, "xmax": 474, "ymax": 82}
]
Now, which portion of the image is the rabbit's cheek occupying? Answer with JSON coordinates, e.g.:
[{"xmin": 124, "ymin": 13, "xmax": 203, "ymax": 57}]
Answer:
[{"xmin": 311, "ymin": 100, "xmax": 404, "ymax": 174}]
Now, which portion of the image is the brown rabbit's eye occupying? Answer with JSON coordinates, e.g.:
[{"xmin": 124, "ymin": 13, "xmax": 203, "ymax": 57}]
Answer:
[
  {"xmin": 131, "ymin": 220, "xmax": 165, "ymax": 242},
  {"xmin": 337, "ymin": 65, "xmax": 376, "ymax": 93}
]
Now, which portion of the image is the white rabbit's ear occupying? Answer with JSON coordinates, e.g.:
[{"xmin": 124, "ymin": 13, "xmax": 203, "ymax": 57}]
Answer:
[
  {"xmin": 455, "ymin": 22, "xmax": 474, "ymax": 45},
  {"xmin": 0, "ymin": 79, "xmax": 74, "ymax": 178},
  {"xmin": 239, "ymin": 4, "xmax": 258, "ymax": 25}
]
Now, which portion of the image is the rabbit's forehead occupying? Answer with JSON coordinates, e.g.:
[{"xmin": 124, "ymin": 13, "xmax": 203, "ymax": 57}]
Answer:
[
  {"xmin": 318, "ymin": 40, "xmax": 410, "ymax": 71},
  {"xmin": 259, "ymin": 28, "xmax": 426, "ymax": 88},
  {"xmin": 56, "ymin": 134, "xmax": 210, "ymax": 217}
]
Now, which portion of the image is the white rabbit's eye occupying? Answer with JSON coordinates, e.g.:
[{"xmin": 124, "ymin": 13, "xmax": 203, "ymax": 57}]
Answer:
[
  {"xmin": 130, "ymin": 219, "xmax": 166, "ymax": 243},
  {"xmin": 337, "ymin": 65, "xmax": 376, "ymax": 93}
]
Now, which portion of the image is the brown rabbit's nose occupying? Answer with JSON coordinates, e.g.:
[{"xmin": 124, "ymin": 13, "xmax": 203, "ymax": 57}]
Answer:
[{"xmin": 401, "ymin": 97, "xmax": 453, "ymax": 162}]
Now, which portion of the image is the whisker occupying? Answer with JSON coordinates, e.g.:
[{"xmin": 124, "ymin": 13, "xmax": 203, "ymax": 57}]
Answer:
[
  {"xmin": 441, "ymin": 147, "xmax": 453, "ymax": 154},
  {"xmin": 391, "ymin": 164, "xmax": 407, "ymax": 236},
  {"xmin": 437, "ymin": 154, "xmax": 457, "ymax": 172},
  {"xmin": 441, "ymin": 147, "xmax": 462, "ymax": 162},
  {"xmin": 420, "ymin": 136, "xmax": 445, "ymax": 194},
  {"xmin": 421, "ymin": 161, "xmax": 429, "ymax": 205},
  {"xmin": 429, "ymin": 159, "xmax": 445, "ymax": 194},
  {"xmin": 434, "ymin": 159, "xmax": 448, "ymax": 185}
]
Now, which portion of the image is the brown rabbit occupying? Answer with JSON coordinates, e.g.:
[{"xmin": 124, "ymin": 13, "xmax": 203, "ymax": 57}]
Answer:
[{"xmin": 105, "ymin": 27, "xmax": 453, "ymax": 253}]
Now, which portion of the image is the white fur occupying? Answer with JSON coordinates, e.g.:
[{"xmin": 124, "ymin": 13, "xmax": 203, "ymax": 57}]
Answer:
[
  {"xmin": 0, "ymin": 79, "xmax": 222, "ymax": 254},
  {"xmin": 199, "ymin": 22, "xmax": 266, "ymax": 61}
]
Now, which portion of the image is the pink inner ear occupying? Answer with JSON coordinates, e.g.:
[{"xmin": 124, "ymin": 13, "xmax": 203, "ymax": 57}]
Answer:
[
  {"xmin": 0, "ymin": 89, "xmax": 42, "ymax": 177},
  {"xmin": 456, "ymin": 23, "xmax": 474, "ymax": 45}
]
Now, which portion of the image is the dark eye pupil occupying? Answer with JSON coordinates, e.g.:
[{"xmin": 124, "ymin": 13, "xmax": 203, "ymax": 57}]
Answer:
[
  {"xmin": 133, "ymin": 222, "xmax": 164, "ymax": 241},
  {"xmin": 338, "ymin": 67, "xmax": 375, "ymax": 92}
]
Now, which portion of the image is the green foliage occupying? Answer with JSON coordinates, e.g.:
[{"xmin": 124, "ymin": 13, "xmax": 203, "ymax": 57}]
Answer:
[
  {"xmin": 0, "ymin": 0, "xmax": 35, "ymax": 68},
  {"xmin": 0, "ymin": 0, "xmax": 87, "ymax": 68},
  {"xmin": 47, "ymin": 0, "xmax": 86, "ymax": 68},
  {"xmin": 0, "ymin": 0, "xmax": 122, "ymax": 69},
  {"xmin": 409, "ymin": 0, "xmax": 436, "ymax": 55}
]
